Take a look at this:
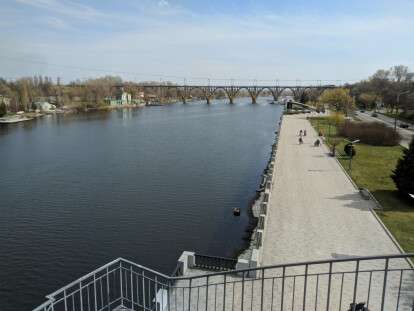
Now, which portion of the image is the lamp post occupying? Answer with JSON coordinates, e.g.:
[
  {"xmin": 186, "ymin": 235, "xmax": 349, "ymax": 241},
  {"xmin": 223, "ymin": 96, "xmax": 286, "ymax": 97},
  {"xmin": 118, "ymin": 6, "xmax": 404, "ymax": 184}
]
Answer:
[
  {"xmin": 394, "ymin": 90, "xmax": 412, "ymax": 131},
  {"xmin": 345, "ymin": 139, "xmax": 360, "ymax": 174}
]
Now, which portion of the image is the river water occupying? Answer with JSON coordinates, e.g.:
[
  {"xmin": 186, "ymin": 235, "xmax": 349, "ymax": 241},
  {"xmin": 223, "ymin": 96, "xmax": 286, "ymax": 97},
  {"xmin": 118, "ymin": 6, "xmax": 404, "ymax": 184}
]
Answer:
[{"xmin": 0, "ymin": 98, "xmax": 282, "ymax": 310}]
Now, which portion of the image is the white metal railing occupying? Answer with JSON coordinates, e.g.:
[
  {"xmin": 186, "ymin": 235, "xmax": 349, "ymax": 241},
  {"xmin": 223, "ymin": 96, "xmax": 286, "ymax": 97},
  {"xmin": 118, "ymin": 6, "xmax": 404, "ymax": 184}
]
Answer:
[{"xmin": 33, "ymin": 253, "xmax": 414, "ymax": 311}]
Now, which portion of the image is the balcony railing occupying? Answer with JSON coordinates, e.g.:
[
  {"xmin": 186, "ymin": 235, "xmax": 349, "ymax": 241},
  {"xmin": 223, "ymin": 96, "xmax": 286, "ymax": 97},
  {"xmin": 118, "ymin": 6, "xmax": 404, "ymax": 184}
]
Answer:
[
  {"xmin": 193, "ymin": 254, "xmax": 238, "ymax": 271},
  {"xmin": 33, "ymin": 253, "xmax": 414, "ymax": 311}
]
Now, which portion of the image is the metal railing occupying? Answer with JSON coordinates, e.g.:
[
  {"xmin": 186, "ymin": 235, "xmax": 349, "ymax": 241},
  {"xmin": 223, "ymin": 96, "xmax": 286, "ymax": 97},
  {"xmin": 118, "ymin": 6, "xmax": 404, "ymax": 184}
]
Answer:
[
  {"xmin": 193, "ymin": 254, "xmax": 237, "ymax": 271},
  {"xmin": 34, "ymin": 253, "xmax": 414, "ymax": 311}
]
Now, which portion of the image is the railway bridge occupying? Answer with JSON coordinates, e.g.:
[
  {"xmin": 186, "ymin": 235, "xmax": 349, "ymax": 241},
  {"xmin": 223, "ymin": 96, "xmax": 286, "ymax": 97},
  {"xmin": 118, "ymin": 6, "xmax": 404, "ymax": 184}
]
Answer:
[{"xmin": 114, "ymin": 84, "xmax": 339, "ymax": 104}]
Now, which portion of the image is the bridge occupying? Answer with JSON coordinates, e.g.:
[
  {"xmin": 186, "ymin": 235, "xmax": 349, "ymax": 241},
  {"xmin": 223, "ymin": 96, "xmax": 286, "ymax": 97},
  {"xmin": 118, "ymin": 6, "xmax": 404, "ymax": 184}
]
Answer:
[{"xmin": 111, "ymin": 84, "xmax": 339, "ymax": 105}]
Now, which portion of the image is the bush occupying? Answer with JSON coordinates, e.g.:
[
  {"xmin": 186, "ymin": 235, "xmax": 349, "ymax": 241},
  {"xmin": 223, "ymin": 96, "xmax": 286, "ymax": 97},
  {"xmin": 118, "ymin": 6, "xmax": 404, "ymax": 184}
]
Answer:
[
  {"xmin": 327, "ymin": 112, "xmax": 345, "ymax": 126},
  {"xmin": 339, "ymin": 121, "xmax": 401, "ymax": 146},
  {"xmin": 392, "ymin": 138, "xmax": 414, "ymax": 199}
]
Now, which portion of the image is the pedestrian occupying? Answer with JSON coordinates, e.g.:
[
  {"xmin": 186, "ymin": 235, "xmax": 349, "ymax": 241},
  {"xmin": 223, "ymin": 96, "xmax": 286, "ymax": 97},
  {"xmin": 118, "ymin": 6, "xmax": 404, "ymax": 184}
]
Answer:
[
  {"xmin": 304, "ymin": 130, "xmax": 307, "ymax": 136},
  {"xmin": 299, "ymin": 129, "xmax": 303, "ymax": 136},
  {"xmin": 299, "ymin": 137, "xmax": 303, "ymax": 144}
]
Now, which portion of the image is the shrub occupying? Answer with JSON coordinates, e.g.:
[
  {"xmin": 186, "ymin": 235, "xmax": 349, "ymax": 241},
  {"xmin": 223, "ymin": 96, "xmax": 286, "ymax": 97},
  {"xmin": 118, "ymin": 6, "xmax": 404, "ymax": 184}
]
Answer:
[
  {"xmin": 338, "ymin": 121, "xmax": 401, "ymax": 146},
  {"xmin": 327, "ymin": 112, "xmax": 345, "ymax": 126},
  {"xmin": 392, "ymin": 138, "xmax": 414, "ymax": 199}
]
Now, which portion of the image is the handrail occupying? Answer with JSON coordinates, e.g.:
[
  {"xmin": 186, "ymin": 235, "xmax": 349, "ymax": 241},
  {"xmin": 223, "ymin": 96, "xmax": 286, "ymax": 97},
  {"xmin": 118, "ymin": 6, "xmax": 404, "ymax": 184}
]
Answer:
[
  {"xmin": 45, "ymin": 253, "xmax": 414, "ymax": 294},
  {"xmin": 34, "ymin": 253, "xmax": 414, "ymax": 311},
  {"xmin": 170, "ymin": 252, "xmax": 414, "ymax": 280},
  {"xmin": 194, "ymin": 253, "xmax": 238, "ymax": 262},
  {"xmin": 46, "ymin": 257, "xmax": 171, "ymax": 299}
]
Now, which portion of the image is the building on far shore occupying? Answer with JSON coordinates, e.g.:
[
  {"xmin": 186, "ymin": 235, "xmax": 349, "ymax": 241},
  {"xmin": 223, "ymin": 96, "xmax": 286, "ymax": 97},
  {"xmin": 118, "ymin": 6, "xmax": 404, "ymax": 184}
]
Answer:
[
  {"xmin": 0, "ymin": 95, "xmax": 11, "ymax": 109},
  {"xmin": 34, "ymin": 101, "xmax": 56, "ymax": 112},
  {"xmin": 106, "ymin": 87, "xmax": 132, "ymax": 106}
]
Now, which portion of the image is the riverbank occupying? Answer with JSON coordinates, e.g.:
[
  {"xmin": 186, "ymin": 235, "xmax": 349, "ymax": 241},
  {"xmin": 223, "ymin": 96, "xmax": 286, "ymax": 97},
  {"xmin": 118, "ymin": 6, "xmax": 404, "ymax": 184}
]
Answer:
[
  {"xmin": 238, "ymin": 114, "xmax": 284, "ymax": 263},
  {"xmin": 0, "ymin": 104, "xmax": 148, "ymax": 124}
]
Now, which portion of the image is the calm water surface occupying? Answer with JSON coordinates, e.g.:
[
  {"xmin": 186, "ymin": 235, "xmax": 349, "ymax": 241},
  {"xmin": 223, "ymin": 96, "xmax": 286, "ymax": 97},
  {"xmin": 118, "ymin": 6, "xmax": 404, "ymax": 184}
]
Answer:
[{"xmin": 0, "ymin": 98, "xmax": 282, "ymax": 310}]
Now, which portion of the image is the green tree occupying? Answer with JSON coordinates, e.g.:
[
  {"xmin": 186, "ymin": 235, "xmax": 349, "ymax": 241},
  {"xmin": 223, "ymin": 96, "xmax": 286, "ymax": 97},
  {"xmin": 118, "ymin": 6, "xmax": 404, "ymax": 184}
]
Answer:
[
  {"xmin": 392, "ymin": 137, "xmax": 414, "ymax": 198},
  {"xmin": 358, "ymin": 92, "xmax": 378, "ymax": 110},
  {"xmin": 319, "ymin": 88, "xmax": 355, "ymax": 115},
  {"xmin": 17, "ymin": 79, "xmax": 30, "ymax": 111},
  {"xmin": 0, "ymin": 102, "xmax": 7, "ymax": 117}
]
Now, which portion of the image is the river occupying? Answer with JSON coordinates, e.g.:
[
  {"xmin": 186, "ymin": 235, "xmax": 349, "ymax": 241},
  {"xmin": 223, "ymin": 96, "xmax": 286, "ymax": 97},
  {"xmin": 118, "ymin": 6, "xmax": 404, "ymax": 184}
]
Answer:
[{"xmin": 0, "ymin": 97, "xmax": 283, "ymax": 310}]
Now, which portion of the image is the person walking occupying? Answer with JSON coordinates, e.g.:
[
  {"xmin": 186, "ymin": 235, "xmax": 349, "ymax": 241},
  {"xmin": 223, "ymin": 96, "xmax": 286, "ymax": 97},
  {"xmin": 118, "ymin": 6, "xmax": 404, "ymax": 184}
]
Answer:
[
  {"xmin": 304, "ymin": 129, "xmax": 307, "ymax": 136},
  {"xmin": 299, "ymin": 129, "xmax": 303, "ymax": 137}
]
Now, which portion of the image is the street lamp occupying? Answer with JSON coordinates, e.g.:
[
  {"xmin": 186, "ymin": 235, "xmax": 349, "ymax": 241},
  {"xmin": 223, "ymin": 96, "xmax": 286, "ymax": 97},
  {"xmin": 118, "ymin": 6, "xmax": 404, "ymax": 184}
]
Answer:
[
  {"xmin": 394, "ymin": 90, "xmax": 412, "ymax": 131},
  {"xmin": 345, "ymin": 139, "xmax": 360, "ymax": 174}
]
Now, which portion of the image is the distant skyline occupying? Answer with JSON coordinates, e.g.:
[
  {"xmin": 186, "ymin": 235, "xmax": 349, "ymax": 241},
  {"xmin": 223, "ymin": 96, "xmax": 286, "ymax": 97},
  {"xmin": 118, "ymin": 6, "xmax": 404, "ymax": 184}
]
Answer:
[{"xmin": 1, "ymin": 0, "xmax": 414, "ymax": 83}]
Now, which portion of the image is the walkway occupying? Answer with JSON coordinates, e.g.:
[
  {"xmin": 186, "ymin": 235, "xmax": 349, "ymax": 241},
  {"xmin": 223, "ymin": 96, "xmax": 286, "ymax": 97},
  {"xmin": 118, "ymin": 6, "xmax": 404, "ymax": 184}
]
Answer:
[
  {"xmin": 258, "ymin": 113, "xmax": 413, "ymax": 310},
  {"xmin": 262, "ymin": 113, "xmax": 404, "ymax": 265}
]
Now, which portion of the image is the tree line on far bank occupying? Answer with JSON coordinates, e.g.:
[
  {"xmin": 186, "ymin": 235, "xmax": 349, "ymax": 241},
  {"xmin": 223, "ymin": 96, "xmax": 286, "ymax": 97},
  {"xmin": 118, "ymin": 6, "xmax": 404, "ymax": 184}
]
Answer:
[{"xmin": 1, "ymin": 65, "xmax": 414, "ymax": 118}]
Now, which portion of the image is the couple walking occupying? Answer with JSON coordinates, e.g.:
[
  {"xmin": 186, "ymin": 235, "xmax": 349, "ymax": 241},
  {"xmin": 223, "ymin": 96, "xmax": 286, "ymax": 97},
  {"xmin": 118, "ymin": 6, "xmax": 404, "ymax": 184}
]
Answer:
[{"xmin": 298, "ymin": 129, "xmax": 307, "ymax": 144}]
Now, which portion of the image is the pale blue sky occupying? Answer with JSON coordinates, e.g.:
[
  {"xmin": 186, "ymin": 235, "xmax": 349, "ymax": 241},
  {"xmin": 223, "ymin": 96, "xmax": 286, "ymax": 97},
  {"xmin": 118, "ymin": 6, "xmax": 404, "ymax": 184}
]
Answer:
[{"xmin": 1, "ymin": 0, "xmax": 413, "ymax": 83}]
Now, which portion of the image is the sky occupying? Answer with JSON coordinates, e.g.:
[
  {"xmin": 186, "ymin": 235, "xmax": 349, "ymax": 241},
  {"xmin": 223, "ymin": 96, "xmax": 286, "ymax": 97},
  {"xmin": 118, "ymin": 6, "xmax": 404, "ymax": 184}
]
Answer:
[{"xmin": 0, "ymin": 0, "xmax": 414, "ymax": 84}]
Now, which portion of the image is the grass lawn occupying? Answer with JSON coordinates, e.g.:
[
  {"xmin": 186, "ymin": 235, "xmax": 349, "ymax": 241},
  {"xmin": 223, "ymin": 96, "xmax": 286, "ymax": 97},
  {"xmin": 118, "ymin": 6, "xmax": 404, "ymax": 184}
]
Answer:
[{"xmin": 309, "ymin": 117, "xmax": 414, "ymax": 252}]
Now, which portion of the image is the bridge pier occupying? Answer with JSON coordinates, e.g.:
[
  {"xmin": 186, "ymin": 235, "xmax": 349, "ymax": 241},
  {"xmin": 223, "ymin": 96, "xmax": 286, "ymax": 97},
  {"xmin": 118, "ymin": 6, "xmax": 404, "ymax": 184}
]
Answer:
[{"xmin": 247, "ymin": 87, "xmax": 261, "ymax": 104}]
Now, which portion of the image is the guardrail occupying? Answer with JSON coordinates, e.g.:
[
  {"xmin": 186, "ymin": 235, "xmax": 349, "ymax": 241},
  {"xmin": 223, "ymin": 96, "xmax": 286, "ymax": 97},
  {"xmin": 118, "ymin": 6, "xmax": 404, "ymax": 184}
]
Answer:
[
  {"xmin": 33, "ymin": 253, "xmax": 414, "ymax": 311},
  {"xmin": 193, "ymin": 254, "xmax": 237, "ymax": 271}
]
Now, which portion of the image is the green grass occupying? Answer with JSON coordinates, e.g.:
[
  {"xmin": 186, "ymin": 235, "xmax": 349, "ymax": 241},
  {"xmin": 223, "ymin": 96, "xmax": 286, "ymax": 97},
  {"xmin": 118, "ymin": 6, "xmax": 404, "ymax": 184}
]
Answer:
[{"xmin": 309, "ymin": 117, "xmax": 414, "ymax": 252}]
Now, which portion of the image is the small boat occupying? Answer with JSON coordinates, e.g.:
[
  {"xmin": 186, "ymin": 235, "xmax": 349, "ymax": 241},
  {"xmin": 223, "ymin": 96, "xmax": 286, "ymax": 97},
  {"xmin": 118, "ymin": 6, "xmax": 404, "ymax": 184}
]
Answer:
[{"xmin": 233, "ymin": 208, "xmax": 241, "ymax": 216}]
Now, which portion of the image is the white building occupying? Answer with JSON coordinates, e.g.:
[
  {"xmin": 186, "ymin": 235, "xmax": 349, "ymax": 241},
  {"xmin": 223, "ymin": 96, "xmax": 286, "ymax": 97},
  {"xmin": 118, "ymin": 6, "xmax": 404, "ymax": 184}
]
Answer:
[{"xmin": 34, "ymin": 101, "xmax": 56, "ymax": 112}]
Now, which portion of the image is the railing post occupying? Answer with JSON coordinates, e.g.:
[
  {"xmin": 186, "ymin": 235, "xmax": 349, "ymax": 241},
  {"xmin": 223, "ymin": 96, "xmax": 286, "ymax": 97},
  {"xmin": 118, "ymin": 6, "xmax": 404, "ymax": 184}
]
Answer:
[
  {"xmin": 80, "ymin": 282, "xmax": 83, "ymax": 311},
  {"xmin": 223, "ymin": 274, "xmax": 227, "ymax": 311},
  {"xmin": 241, "ymin": 271, "xmax": 245, "ymax": 311},
  {"xmin": 303, "ymin": 264, "xmax": 308, "ymax": 311},
  {"xmin": 261, "ymin": 268, "xmax": 265, "ymax": 311},
  {"xmin": 188, "ymin": 278, "xmax": 192, "ymax": 311},
  {"xmin": 167, "ymin": 279, "xmax": 171, "ymax": 311},
  {"xmin": 64, "ymin": 289, "xmax": 68, "ymax": 311},
  {"xmin": 142, "ymin": 270, "xmax": 146, "ymax": 309},
  {"xmin": 120, "ymin": 262, "xmax": 123, "ymax": 305},
  {"xmin": 106, "ymin": 267, "xmax": 110, "ymax": 307},
  {"xmin": 155, "ymin": 275, "xmax": 158, "ymax": 311},
  {"xmin": 326, "ymin": 262, "xmax": 332, "ymax": 311},
  {"xmin": 130, "ymin": 267, "xmax": 134, "ymax": 307},
  {"xmin": 380, "ymin": 258, "xmax": 389, "ymax": 311},
  {"xmin": 94, "ymin": 273, "xmax": 97, "ymax": 311},
  {"xmin": 205, "ymin": 276, "xmax": 209, "ymax": 311},
  {"xmin": 280, "ymin": 266, "xmax": 285, "ymax": 311},
  {"xmin": 352, "ymin": 260, "xmax": 360, "ymax": 309}
]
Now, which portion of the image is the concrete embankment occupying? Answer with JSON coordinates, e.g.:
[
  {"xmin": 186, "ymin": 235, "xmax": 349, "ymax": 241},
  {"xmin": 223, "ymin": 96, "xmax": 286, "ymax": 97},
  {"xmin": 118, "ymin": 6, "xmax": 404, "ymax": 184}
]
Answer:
[{"xmin": 237, "ymin": 113, "xmax": 284, "ymax": 267}]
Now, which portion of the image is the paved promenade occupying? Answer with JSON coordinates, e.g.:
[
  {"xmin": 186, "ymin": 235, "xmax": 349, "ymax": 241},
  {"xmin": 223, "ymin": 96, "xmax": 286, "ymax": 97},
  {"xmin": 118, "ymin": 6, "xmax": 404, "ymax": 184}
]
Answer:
[
  {"xmin": 261, "ymin": 114, "xmax": 403, "ymax": 265},
  {"xmin": 172, "ymin": 114, "xmax": 413, "ymax": 311}
]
